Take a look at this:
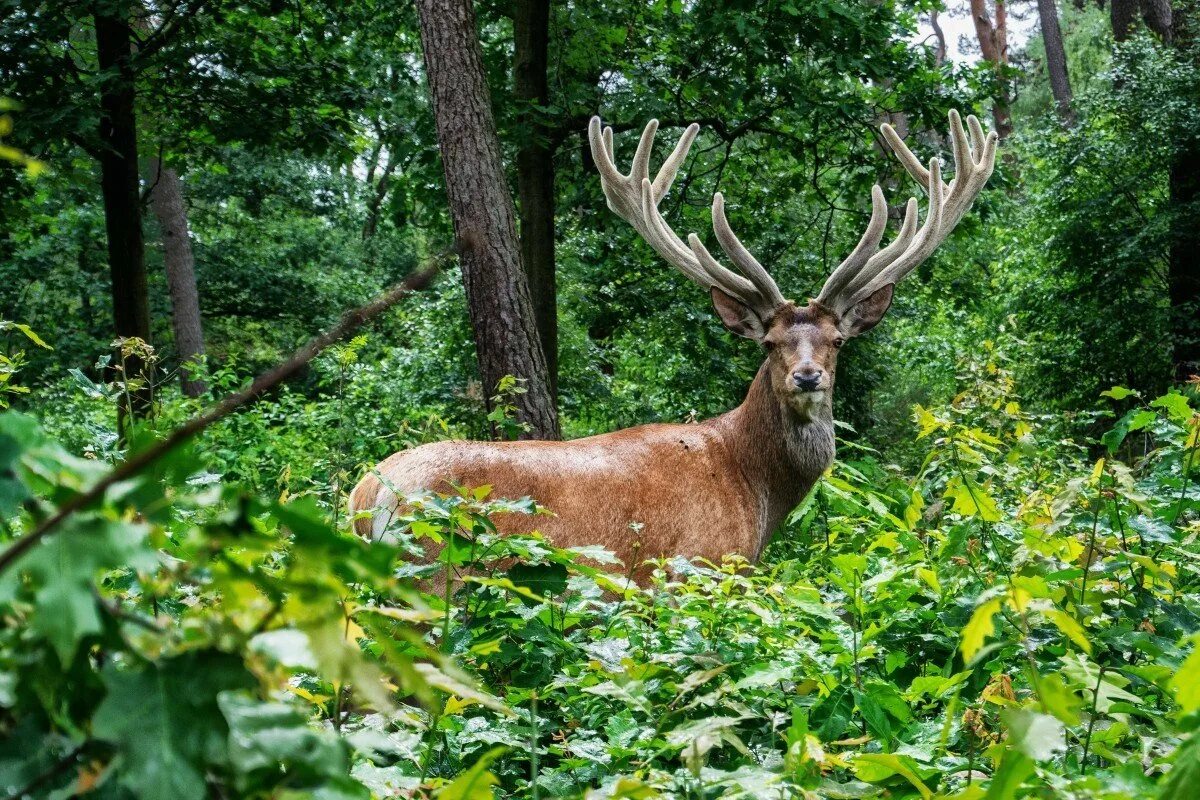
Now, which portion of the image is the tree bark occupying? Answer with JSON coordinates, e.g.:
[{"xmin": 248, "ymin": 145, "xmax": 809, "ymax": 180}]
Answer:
[
  {"xmin": 1168, "ymin": 9, "xmax": 1197, "ymax": 380},
  {"xmin": 1111, "ymin": 0, "xmax": 1138, "ymax": 40},
  {"xmin": 514, "ymin": 0, "xmax": 558, "ymax": 402},
  {"xmin": 1143, "ymin": 0, "xmax": 1173, "ymax": 40},
  {"xmin": 1169, "ymin": 142, "xmax": 1200, "ymax": 381},
  {"xmin": 930, "ymin": 10, "xmax": 948, "ymax": 65},
  {"xmin": 970, "ymin": 0, "xmax": 1014, "ymax": 138},
  {"xmin": 1037, "ymin": 0, "xmax": 1076, "ymax": 123},
  {"xmin": 148, "ymin": 158, "xmax": 207, "ymax": 397},
  {"xmin": 414, "ymin": 0, "xmax": 560, "ymax": 439},
  {"xmin": 94, "ymin": 2, "xmax": 152, "ymax": 419}
]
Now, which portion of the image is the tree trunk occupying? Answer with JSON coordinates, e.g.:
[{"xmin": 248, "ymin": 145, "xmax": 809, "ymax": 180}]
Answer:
[
  {"xmin": 1111, "ymin": 0, "xmax": 1138, "ymax": 40},
  {"xmin": 930, "ymin": 10, "xmax": 948, "ymax": 65},
  {"xmin": 1168, "ymin": 9, "xmax": 1197, "ymax": 380},
  {"xmin": 514, "ymin": 0, "xmax": 558, "ymax": 402},
  {"xmin": 148, "ymin": 158, "xmax": 207, "ymax": 397},
  {"xmin": 94, "ymin": 2, "xmax": 152, "ymax": 419},
  {"xmin": 1037, "ymin": 0, "xmax": 1076, "ymax": 123},
  {"xmin": 1169, "ymin": 143, "xmax": 1200, "ymax": 381},
  {"xmin": 1143, "ymin": 0, "xmax": 1173, "ymax": 40},
  {"xmin": 414, "ymin": 0, "xmax": 560, "ymax": 440},
  {"xmin": 970, "ymin": 0, "xmax": 1014, "ymax": 138}
]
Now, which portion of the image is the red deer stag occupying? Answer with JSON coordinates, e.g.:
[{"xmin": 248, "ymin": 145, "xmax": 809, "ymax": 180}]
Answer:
[{"xmin": 350, "ymin": 110, "xmax": 996, "ymax": 579}]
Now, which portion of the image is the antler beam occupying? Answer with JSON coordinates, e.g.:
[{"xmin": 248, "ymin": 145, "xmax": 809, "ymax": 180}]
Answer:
[
  {"xmin": 588, "ymin": 117, "xmax": 785, "ymax": 318},
  {"xmin": 590, "ymin": 110, "xmax": 996, "ymax": 324},
  {"xmin": 816, "ymin": 110, "xmax": 998, "ymax": 315}
]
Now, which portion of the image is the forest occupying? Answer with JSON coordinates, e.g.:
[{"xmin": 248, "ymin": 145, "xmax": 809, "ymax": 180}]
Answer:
[{"xmin": 1, "ymin": 0, "xmax": 1199, "ymax": 797}]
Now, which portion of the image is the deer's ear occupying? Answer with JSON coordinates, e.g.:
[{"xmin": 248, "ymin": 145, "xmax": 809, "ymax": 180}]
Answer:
[
  {"xmin": 710, "ymin": 287, "xmax": 766, "ymax": 340},
  {"xmin": 840, "ymin": 283, "xmax": 894, "ymax": 338}
]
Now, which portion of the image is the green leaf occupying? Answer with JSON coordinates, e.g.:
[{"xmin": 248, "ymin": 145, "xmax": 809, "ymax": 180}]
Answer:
[
  {"xmin": 984, "ymin": 749, "xmax": 1034, "ymax": 800},
  {"xmin": 853, "ymin": 753, "xmax": 932, "ymax": 799},
  {"xmin": 1170, "ymin": 641, "xmax": 1200, "ymax": 716},
  {"xmin": 1101, "ymin": 386, "xmax": 1138, "ymax": 400},
  {"xmin": 1151, "ymin": 392, "xmax": 1193, "ymax": 424},
  {"xmin": 944, "ymin": 475, "xmax": 1001, "ymax": 522},
  {"xmin": 218, "ymin": 692, "xmax": 351, "ymax": 790},
  {"xmin": 506, "ymin": 561, "xmax": 568, "ymax": 598},
  {"xmin": 1044, "ymin": 609, "xmax": 1092, "ymax": 654},
  {"xmin": 93, "ymin": 652, "xmax": 255, "ymax": 800},
  {"xmin": 1160, "ymin": 732, "xmax": 1200, "ymax": 800},
  {"xmin": 436, "ymin": 746, "xmax": 505, "ymax": 800},
  {"xmin": 1000, "ymin": 709, "xmax": 1066, "ymax": 761},
  {"xmin": 5, "ymin": 517, "xmax": 156, "ymax": 662},
  {"xmin": 962, "ymin": 597, "xmax": 1004, "ymax": 662}
]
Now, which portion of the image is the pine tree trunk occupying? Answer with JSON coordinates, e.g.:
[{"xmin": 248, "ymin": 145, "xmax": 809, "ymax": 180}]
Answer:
[
  {"xmin": 1169, "ymin": 142, "xmax": 1200, "ymax": 381},
  {"xmin": 148, "ymin": 159, "xmax": 207, "ymax": 397},
  {"xmin": 1037, "ymin": 0, "xmax": 1076, "ymax": 123},
  {"xmin": 414, "ymin": 0, "xmax": 560, "ymax": 440},
  {"xmin": 970, "ymin": 0, "xmax": 1014, "ymax": 138},
  {"xmin": 1111, "ymin": 0, "xmax": 1138, "ymax": 40},
  {"xmin": 514, "ymin": 0, "xmax": 558, "ymax": 402},
  {"xmin": 1168, "ymin": 8, "xmax": 1197, "ymax": 380},
  {"xmin": 94, "ymin": 3, "xmax": 152, "ymax": 419}
]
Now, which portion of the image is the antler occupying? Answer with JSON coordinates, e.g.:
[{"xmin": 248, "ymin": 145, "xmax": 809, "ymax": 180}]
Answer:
[
  {"xmin": 816, "ymin": 110, "xmax": 998, "ymax": 316},
  {"xmin": 588, "ymin": 117, "xmax": 786, "ymax": 319}
]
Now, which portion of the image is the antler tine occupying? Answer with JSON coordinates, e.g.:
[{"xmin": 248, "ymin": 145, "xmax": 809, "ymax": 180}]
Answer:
[
  {"xmin": 814, "ymin": 184, "xmax": 889, "ymax": 306},
  {"xmin": 711, "ymin": 193, "xmax": 786, "ymax": 309},
  {"xmin": 638, "ymin": 178, "xmax": 756, "ymax": 301},
  {"xmin": 818, "ymin": 110, "xmax": 997, "ymax": 316},
  {"xmin": 588, "ymin": 116, "xmax": 783, "ymax": 317}
]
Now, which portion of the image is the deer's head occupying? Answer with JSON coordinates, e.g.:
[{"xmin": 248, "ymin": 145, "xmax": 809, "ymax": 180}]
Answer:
[{"xmin": 589, "ymin": 111, "xmax": 997, "ymax": 420}]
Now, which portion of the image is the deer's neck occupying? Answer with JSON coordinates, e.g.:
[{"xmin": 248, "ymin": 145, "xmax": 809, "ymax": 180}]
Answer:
[{"xmin": 716, "ymin": 363, "xmax": 835, "ymax": 556}]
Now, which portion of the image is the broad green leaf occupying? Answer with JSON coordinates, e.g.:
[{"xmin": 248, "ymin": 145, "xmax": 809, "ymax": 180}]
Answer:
[
  {"xmin": 436, "ymin": 746, "xmax": 505, "ymax": 800},
  {"xmin": 1000, "ymin": 708, "xmax": 1066, "ymax": 761},
  {"xmin": 984, "ymin": 749, "xmax": 1034, "ymax": 800},
  {"xmin": 7, "ymin": 517, "xmax": 156, "ymax": 662},
  {"xmin": 944, "ymin": 475, "xmax": 1001, "ymax": 522},
  {"xmin": 853, "ymin": 753, "xmax": 931, "ymax": 799},
  {"xmin": 1160, "ymin": 732, "xmax": 1200, "ymax": 800},
  {"xmin": 1044, "ymin": 609, "xmax": 1092, "ymax": 654},
  {"xmin": 1151, "ymin": 392, "xmax": 1193, "ymax": 423},
  {"xmin": 962, "ymin": 597, "xmax": 1003, "ymax": 662},
  {"xmin": 93, "ymin": 652, "xmax": 255, "ymax": 800},
  {"xmin": 1170, "ymin": 642, "xmax": 1200, "ymax": 716},
  {"xmin": 1101, "ymin": 386, "xmax": 1138, "ymax": 400},
  {"xmin": 218, "ymin": 692, "xmax": 350, "ymax": 790}
]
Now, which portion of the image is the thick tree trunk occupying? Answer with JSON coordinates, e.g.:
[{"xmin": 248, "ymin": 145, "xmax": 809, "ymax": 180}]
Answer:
[
  {"xmin": 1169, "ymin": 142, "xmax": 1200, "ymax": 381},
  {"xmin": 1112, "ymin": 0, "xmax": 1138, "ymax": 40},
  {"xmin": 970, "ymin": 0, "xmax": 1014, "ymax": 138},
  {"xmin": 514, "ymin": 0, "xmax": 558, "ymax": 402},
  {"xmin": 148, "ymin": 158, "xmax": 207, "ymax": 397},
  {"xmin": 1037, "ymin": 0, "xmax": 1076, "ymax": 123},
  {"xmin": 1143, "ymin": 0, "xmax": 1173, "ymax": 40},
  {"xmin": 1168, "ymin": 9, "xmax": 1197, "ymax": 380},
  {"xmin": 94, "ymin": 3, "xmax": 152, "ymax": 419},
  {"xmin": 414, "ymin": 0, "xmax": 560, "ymax": 440}
]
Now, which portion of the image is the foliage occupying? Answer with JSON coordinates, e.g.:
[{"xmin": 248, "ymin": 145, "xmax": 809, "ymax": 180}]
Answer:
[{"xmin": 2, "ymin": 332, "xmax": 1197, "ymax": 798}]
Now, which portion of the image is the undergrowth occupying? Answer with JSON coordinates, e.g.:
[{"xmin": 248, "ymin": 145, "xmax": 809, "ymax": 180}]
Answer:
[{"xmin": 0, "ymin": 329, "xmax": 1197, "ymax": 799}]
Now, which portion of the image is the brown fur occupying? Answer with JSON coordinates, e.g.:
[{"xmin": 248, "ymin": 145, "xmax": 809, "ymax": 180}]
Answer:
[{"xmin": 349, "ymin": 297, "xmax": 888, "ymax": 583}]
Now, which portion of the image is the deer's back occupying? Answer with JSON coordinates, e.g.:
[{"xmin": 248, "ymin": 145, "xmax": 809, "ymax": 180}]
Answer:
[{"xmin": 348, "ymin": 422, "xmax": 761, "ymax": 574}]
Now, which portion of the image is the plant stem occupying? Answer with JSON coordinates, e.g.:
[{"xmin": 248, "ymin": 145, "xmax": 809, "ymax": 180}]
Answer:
[
  {"xmin": 1081, "ymin": 663, "xmax": 1106, "ymax": 774},
  {"xmin": 530, "ymin": 691, "xmax": 541, "ymax": 800},
  {"xmin": 1171, "ymin": 440, "xmax": 1197, "ymax": 526}
]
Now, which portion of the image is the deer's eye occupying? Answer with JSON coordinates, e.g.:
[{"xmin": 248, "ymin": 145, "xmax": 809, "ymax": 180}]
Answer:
[
  {"xmin": 763, "ymin": 340, "xmax": 777, "ymax": 351},
  {"xmin": 833, "ymin": 337, "xmax": 845, "ymax": 348}
]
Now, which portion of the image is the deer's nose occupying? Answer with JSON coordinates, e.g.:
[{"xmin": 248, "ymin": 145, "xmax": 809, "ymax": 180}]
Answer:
[{"xmin": 792, "ymin": 369, "xmax": 823, "ymax": 391}]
